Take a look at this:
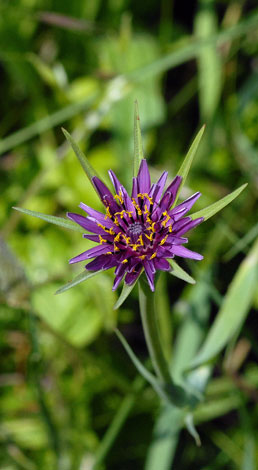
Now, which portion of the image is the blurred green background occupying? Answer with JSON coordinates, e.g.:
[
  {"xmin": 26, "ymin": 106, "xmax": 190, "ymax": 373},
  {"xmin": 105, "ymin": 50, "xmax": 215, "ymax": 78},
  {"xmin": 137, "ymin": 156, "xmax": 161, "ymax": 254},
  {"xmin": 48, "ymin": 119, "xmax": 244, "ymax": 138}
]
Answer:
[{"xmin": 0, "ymin": 0, "xmax": 258, "ymax": 469}]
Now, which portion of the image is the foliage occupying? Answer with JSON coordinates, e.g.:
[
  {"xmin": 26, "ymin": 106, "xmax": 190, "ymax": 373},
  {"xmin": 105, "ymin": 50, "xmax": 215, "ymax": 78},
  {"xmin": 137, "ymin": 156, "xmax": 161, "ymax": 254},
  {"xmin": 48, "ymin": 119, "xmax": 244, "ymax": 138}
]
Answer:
[{"xmin": 0, "ymin": 1, "xmax": 258, "ymax": 469}]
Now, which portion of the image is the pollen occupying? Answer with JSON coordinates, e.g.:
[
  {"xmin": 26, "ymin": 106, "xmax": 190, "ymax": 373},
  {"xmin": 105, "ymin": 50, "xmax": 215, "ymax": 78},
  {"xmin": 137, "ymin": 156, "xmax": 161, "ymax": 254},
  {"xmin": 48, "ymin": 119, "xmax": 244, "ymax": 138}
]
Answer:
[{"xmin": 98, "ymin": 235, "xmax": 107, "ymax": 244}]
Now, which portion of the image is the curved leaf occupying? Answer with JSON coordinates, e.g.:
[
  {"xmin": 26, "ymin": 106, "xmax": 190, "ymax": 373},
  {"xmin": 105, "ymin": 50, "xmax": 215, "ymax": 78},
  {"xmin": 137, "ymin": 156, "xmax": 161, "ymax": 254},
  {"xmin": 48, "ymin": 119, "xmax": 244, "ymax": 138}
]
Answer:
[
  {"xmin": 189, "ymin": 238, "xmax": 258, "ymax": 369},
  {"xmin": 55, "ymin": 270, "xmax": 101, "ymax": 295},
  {"xmin": 191, "ymin": 183, "xmax": 247, "ymax": 221},
  {"xmin": 13, "ymin": 207, "xmax": 84, "ymax": 233}
]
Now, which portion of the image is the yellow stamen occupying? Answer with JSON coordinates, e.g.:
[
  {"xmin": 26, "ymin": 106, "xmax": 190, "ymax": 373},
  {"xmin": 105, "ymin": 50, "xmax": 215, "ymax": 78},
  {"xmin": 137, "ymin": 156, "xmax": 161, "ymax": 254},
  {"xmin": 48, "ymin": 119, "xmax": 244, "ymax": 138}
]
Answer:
[
  {"xmin": 114, "ymin": 232, "xmax": 122, "ymax": 243},
  {"xmin": 131, "ymin": 243, "xmax": 140, "ymax": 251},
  {"xmin": 169, "ymin": 225, "xmax": 173, "ymax": 233},
  {"xmin": 105, "ymin": 206, "xmax": 112, "ymax": 219},
  {"xmin": 145, "ymin": 232, "xmax": 154, "ymax": 241},
  {"xmin": 160, "ymin": 235, "xmax": 168, "ymax": 246},
  {"xmin": 122, "ymin": 234, "xmax": 131, "ymax": 244},
  {"xmin": 139, "ymin": 254, "xmax": 146, "ymax": 260},
  {"xmin": 98, "ymin": 235, "xmax": 107, "ymax": 244},
  {"xmin": 137, "ymin": 193, "xmax": 153, "ymax": 204},
  {"xmin": 162, "ymin": 212, "xmax": 171, "ymax": 227},
  {"xmin": 114, "ymin": 190, "xmax": 124, "ymax": 205},
  {"xmin": 138, "ymin": 235, "xmax": 144, "ymax": 246},
  {"xmin": 97, "ymin": 223, "xmax": 112, "ymax": 233},
  {"xmin": 150, "ymin": 252, "xmax": 157, "ymax": 259},
  {"xmin": 122, "ymin": 259, "xmax": 128, "ymax": 264},
  {"xmin": 106, "ymin": 251, "xmax": 112, "ymax": 255}
]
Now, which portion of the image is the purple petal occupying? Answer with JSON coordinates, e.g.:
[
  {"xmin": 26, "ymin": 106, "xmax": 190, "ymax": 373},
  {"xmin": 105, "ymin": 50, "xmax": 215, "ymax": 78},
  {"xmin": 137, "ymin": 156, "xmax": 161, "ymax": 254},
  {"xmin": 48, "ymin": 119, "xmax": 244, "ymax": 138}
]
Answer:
[
  {"xmin": 112, "ymin": 263, "xmax": 127, "ymax": 290},
  {"xmin": 153, "ymin": 171, "xmax": 168, "ymax": 202},
  {"xmin": 154, "ymin": 258, "xmax": 170, "ymax": 271},
  {"xmin": 170, "ymin": 192, "xmax": 201, "ymax": 218},
  {"xmin": 92, "ymin": 176, "xmax": 114, "ymax": 202},
  {"xmin": 67, "ymin": 212, "xmax": 108, "ymax": 234},
  {"xmin": 120, "ymin": 186, "xmax": 136, "ymax": 216},
  {"xmin": 86, "ymin": 254, "xmax": 117, "ymax": 271},
  {"xmin": 131, "ymin": 177, "xmax": 138, "ymax": 199},
  {"xmin": 174, "ymin": 217, "xmax": 204, "ymax": 236},
  {"xmin": 83, "ymin": 234, "xmax": 99, "ymax": 242},
  {"xmin": 171, "ymin": 245, "xmax": 203, "ymax": 260},
  {"xmin": 125, "ymin": 268, "xmax": 142, "ymax": 286},
  {"xmin": 79, "ymin": 202, "xmax": 114, "ymax": 227},
  {"xmin": 69, "ymin": 244, "xmax": 112, "ymax": 264},
  {"xmin": 166, "ymin": 235, "xmax": 188, "ymax": 245},
  {"xmin": 143, "ymin": 260, "xmax": 156, "ymax": 291},
  {"xmin": 108, "ymin": 170, "xmax": 123, "ymax": 194},
  {"xmin": 159, "ymin": 175, "xmax": 182, "ymax": 210},
  {"xmin": 137, "ymin": 159, "xmax": 151, "ymax": 194}
]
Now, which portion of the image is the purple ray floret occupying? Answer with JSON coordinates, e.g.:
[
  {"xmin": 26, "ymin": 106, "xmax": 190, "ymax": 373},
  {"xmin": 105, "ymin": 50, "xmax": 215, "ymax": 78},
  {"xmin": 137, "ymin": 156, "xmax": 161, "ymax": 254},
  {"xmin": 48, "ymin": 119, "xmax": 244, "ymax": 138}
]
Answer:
[{"xmin": 67, "ymin": 160, "xmax": 204, "ymax": 291}]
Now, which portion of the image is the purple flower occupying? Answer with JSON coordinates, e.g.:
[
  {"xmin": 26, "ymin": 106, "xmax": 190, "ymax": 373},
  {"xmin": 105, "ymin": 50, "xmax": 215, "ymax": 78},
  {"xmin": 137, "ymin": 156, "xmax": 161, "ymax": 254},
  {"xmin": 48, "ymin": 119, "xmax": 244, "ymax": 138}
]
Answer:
[{"xmin": 67, "ymin": 160, "xmax": 204, "ymax": 292}]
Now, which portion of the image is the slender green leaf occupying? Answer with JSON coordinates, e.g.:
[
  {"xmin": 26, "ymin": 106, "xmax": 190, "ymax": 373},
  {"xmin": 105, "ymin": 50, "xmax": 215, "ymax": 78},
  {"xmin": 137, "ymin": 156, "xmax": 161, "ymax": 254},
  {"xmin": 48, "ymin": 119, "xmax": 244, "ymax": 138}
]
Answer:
[
  {"xmin": 114, "ymin": 281, "xmax": 137, "ymax": 310},
  {"xmin": 55, "ymin": 270, "xmax": 101, "ymax": 295},
  {"xmin": 191, "ymin": 183, "xmax": 247, "ymax": 221},
  {"xmin": 173, "ymin": 125, "xmax": 205, "ymax": 206},
  {"xmin": 133, "ymin": 100, "xmax": 144, "ymax": 177},
  {"xmin": 185, "ymin": 413, "xmax": 201, "ymax": 446},
  {"xmin": 194, "ymin": 1, "xmax": 222, "ymax": 120},
  {"xmin": 62, "ymin": 128, "xmax": 99, "ymax": 189},
  {"xmin": 12, "ymin": 207, "xmax": 84, "ymax": 233},
  {"xmin": 189, "ymin": 238, "xmax": 258, "ymax": 369},
  {"xmin": 168, "ymin": 259, "xmax": 196, "ymax": 284},
  {"xmin": 115, "ymin": 329, "xmax": 168, "ymax": 402}
]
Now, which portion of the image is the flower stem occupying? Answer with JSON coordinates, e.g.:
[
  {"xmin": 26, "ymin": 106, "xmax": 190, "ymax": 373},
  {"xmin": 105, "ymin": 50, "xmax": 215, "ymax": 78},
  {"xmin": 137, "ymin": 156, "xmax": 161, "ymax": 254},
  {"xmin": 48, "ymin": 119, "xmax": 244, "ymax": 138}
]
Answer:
[
  {"xmin": 138, "ymin": 278, "xmax": 190, "ymax": 407},
  {"xmin": 138, "ymin": 278, "xmax": 172, "ymax": 385}
]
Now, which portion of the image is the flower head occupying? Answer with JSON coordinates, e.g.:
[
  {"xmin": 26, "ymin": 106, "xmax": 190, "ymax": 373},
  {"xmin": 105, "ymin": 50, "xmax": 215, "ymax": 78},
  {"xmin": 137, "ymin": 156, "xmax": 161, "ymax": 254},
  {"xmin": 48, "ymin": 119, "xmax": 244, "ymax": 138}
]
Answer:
[{"xmin": 67, "ymin": 160, "xmax": 204, "ymax": 291}]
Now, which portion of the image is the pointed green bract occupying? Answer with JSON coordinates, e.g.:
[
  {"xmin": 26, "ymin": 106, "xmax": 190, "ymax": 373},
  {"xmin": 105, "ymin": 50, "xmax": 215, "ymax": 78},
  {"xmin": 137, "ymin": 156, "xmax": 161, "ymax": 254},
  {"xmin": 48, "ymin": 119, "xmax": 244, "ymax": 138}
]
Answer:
[
  {"xmin": 13, "ymin": 207, "xmax": 84, "ymax": 233},
  {"xmin": 189, "ymin": 238, "xmax": 258, "ymax": 369},
  {"xmin": 55, "ymin": 270, "xmax": 101, "ymax": 295},
  {"xmin": 115, "ymin": 329, "xmax": 168, "ymax": 402},
  {"xmin": 114, "ymin": 279, "xmax": 138, "ymax": 310},
  {"xmin": 133, "ymin": 100, "xmax": 144, "ymax": 177},
  {"xmin": 168, "ymin": 260, "xmax": 196, "ymax": 284},
  {"xmin": 191, "ymin": 183, "xmax": 247, "ymax": 221},
  {"xmin": 62, "ymin": 128, "xmax": 99, "ymax": 193},
  {"xmin": 173, "ymin": 125, "xmax": 205, "ymax": 207}
]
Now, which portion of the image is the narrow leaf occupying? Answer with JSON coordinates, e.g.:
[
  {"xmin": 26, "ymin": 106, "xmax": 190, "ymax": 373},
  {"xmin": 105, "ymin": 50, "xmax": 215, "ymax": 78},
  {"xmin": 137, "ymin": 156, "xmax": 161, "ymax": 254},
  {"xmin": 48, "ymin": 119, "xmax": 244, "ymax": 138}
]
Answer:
[
  {"xmin": 62, "ymin": 128, "xmax": 99, "ymax": 190},
  {"xmin": 191, "ymin": 183, "xmax": 247, "ymax": 221},
  {"xmin": 189, "ymin": 238, "xmax": 258, "ymax": 369},
  {"xmin": 133, "ymin": 100, "xmax": 144, "ymax": 177},
  {"xmin": 168, "ymin": 259, "xmax": 196, "ymax": 284},
  {"xmin": 13, "ymin": 207, "xmax": 84, "ymax": 233},
  {"xmin": 185, "ymin": 413, "xmax": 201, "ymax": 446},
  {"xmin": 173, "ymin": 125, "xmax": 205, "ymax": 206},
  {"xmin": 55, "ymin": 270, "xmax": 101, "ymax": 295},
  {"xmin": 114, "ymin": 281, "xmax": 137, "ymax": 310},
  {"xmin": 115, "ymin": 329, "xmax": 169, "ymax": 402}
]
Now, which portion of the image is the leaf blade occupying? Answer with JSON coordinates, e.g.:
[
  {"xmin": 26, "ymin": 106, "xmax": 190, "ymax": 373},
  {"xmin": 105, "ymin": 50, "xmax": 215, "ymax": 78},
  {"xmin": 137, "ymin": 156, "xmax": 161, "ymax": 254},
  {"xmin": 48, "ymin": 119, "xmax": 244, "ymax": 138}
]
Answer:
[
  {"xmin": 114, "ymin": 281, "xmax": 136, "ymax": 310},
  {"xmin": 191, "ymin": 183, "xmax": 247, "ymax": 221},
  {"xmin": 168, "ymin": 259, "xmax": 196, "ymax": 284},
  {"xmin": 12, "ymin": 207, "xmax": 84, "ymax": 233},
  {"xmin": 173, "ymin": 125, "xmax": 205, "ymax": 206},
  {"xmin": 133, "ymin": 100, "xmax": 144, "ymax": 177},
  {"xmin": 189, "ymin": 238, "xmax": 258, "ymax": 369},
  {"xmin": 55, "ymin": 270, "xmax": 101, "ymax": 295},
  {"xmin": 62, "ymin": 128, "xmax": 99, "ymax": 191},
  {"xmin": 115, "ymin": 329, "xmax": 168, "ymax": 402}
]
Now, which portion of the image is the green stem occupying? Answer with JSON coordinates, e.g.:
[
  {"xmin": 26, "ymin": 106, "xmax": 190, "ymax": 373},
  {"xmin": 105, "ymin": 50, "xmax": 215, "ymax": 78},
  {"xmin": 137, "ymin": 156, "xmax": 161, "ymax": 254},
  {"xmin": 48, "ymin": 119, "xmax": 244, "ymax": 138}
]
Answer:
[
  {"xmin": 138, "ymin": 279, "xmax": 172, "ymax": 385},
  {"xmin": 138, "ymin": 278, "xmax": 191, "ymax": 407}
]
